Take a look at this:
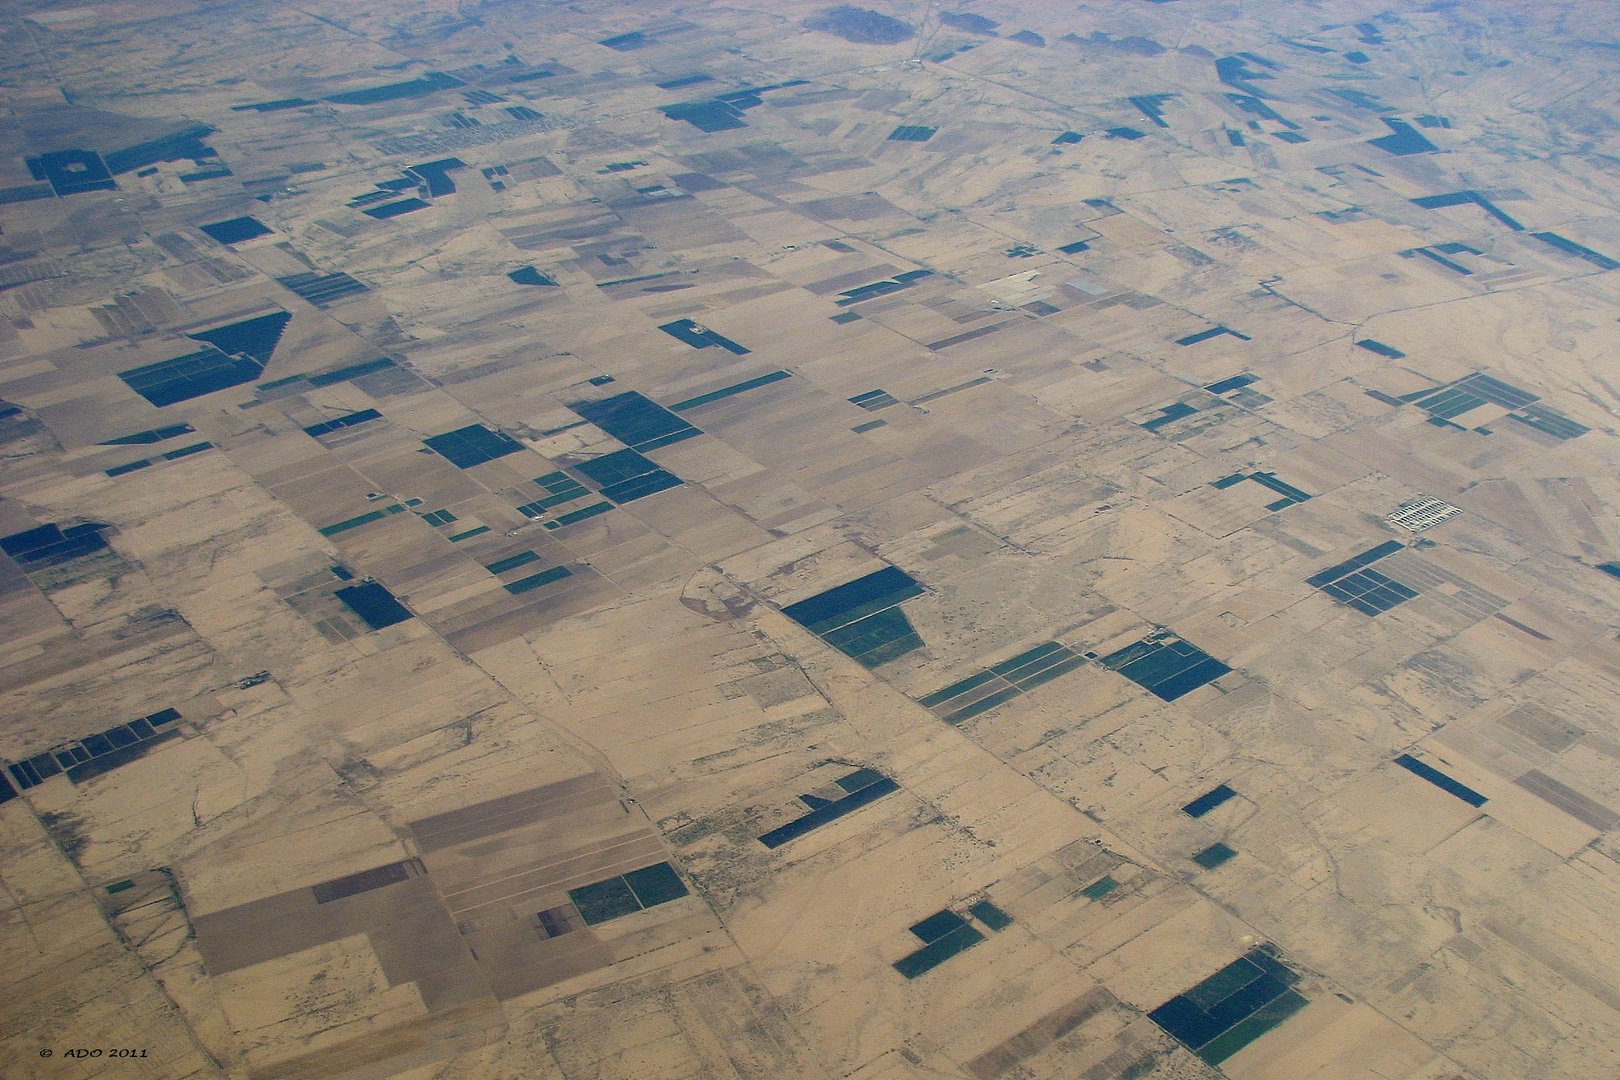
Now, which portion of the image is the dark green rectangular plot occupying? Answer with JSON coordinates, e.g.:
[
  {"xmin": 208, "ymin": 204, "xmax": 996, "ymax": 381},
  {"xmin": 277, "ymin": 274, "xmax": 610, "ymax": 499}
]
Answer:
[
  {"xmin": 548, "ymin": 502, "xmax": 612, "ymax": 527},
  {"xmin": 822, "ymin": 606, "xmax": 921, "ymax": 664},
  {"xmin": 575, "ymin": 448, "xmax": 659, "ymax": 485},
  {"xmin": 910, "ymin": 909, "xmax": 968, "ymax": 943},
  {"xmin": 1079, "ymin": 875, "xmax": 1119, "ymax": 900},
  {"xmin": 1305, "ymin": 541, "xmax": 1403, "ymax": 587},
  {"xmin": 485, "ymin": 551, "xmax": 540, "ymax": 575},
  {"xmin": 1183, "ymin": 784, "xmax": 1237, "ymax": 818},
  {"xmin": 1115, "ymin": 641, "xmax": 1206, "ymax": 688},
  {"xmin": 968, "ymin": 900, "xmax": 1012, "ymax": 931},
  {"xmin": 1011, "ymin": 654, "xmax": 1088, "ymax": 691},
  {"xmin": 535, "ymin": 489, "xmax": 587, "ymax": 508},
  {"xmin": 1507, "ymin": 404, "xmax": 1589, "ymax": 440},
  {"xmin": 304, "ymin": 409, "xmax": 382, "ymax": 438},
  {"xmin": 1531, "ymin": 231, "xmax": 1620, "ymax": 270},
  {"xmin": 836, "ymin": 767, "xmax": 887, "ymax": 793},
  {"xmin": 103, "ymin": 725, "xmax": 139, "ymax": 749},
  {"xmin": 569, "ymin": 392, "xmax": 699, "ymax": 450},
  {"xmin": 66, "ymin": 741, "xmax": 156, "ymax": 783},
  {"xmin": 1149, "ymin": 946, "xmax": 1308, "ymax": 1056},
  {"xmin": 623, "ymin": 862, "xmax": 688, "ymax": 907},
  {"xmin": 1201, "ymin": 972, "xmax": 1291, "ymax": 1034},
  {"xmin": 1247, "ymin": 948, "xmax": 1301, "ymax": 988},
  {"xmin": 600, "ymin": 469, "xmax": 682, "ymax": 504},
  {"xmin": 1211, "ymin": 472, "xmax": 1248, "ymax": 489},
  {"xmin": 101, "ymin": 423, "xmax": 196, "ymax": 447},
  {"xmin": 893, "ymin": 923, "xmax": 984, "ymax": 978},
  {"xmin": 334, "ymin": 581, "xmax": 413, "ymax": 630},
  {"xmin": 119, "ymin": 347, "xmax": 263, "ymax": 407},
  {"xmin": 424, "ymin": 424, "xmax": 524, "ymax": 469},
  {"xmin": 447, "ymin": 526, "xmax": 490, "ymax": 541},
  {"xmin": 320, "ymin": 510, "xmax": 388, "ymax": 536},
  {"xmin": 1150, "ymin": 657, "xmax": 1232, "ymax": 700},
  {"xmin": 1192, "ymin": 842, "xmax": 1237, "ymax": 869},
  {"xmin": 1141, "ymin": 402, "xmax": 1199, "ymax": 431},
  {"xmin": 1197, "ymin": 989, "xmax": 1308, "ymax": 1064},
  {"xmin": 853, "ymin": 629, "xmax": 926, "ymax": 668},
  {"xmin": 1422, "ymin": 389, "xmax": 1488, "ymax": 419},
  {"xmin": 996, "ymin": 646, "xmax": 1075, "ymax": 684},
  {"xmin": 1355, "ymin": 338, "xmax": 1405, "ymax": 358},
  {"xmin": 888, "ymin": 125, "xmax": 936, "ymax": 142},
  {"xmin": 757, "ymin": 775, "xmax": 898, "ymax": 848},
  {"xmin": 1248, "ymin": 472, "xmax": 1310, "ymax": 502},
  {"xmin": 324, "ymin": 72, "xmax": 464, "ymax": 105},
  {"xmin": 1321, "ymin": 569, "xmax": 1416, "ymax": 615},
  {"xmin": 782, "ymin": 566, "xmax": 924, "ymax": 634},
  {"xmin": 1394, "ymin": 753, "xmax": 1486, "ymax": 806},
  {"xmin": 307, "ymin": 358, "xmax": 395, "ymax": 387},
  {"xmin": 1185, "ymin": 956, "xmax": 1265, "ymax": 1009},
  {"xmin": 989, "ymin": 641, "xmax": 1065, "ymax": 676},
  {"xmin": 942, "ymin": 685, "xmax": 1022, "ymax": 725},
  {"xmin": 668, "ymin": 369, "xmax": 791, "ymax": 412},
  {"xmin": 918, "ymin": 669, "xmax": 1000, "ymax": 708},
  {"xmin": 534, "ymin": 470, "xmax": 571, "ymax": 490},
  {"xmin": 568, "ymin": 876, "xmax": 641, "ymax": 924},
  {"xmin": 821, "ymin": 609, "xmax": 915, "ymax": 657},
  {"xmin": 505, "ymin": 566, "xmax": 572, "ymax": 594},
  {"xmin": 804, "ymin": 596, "xmax": 924, "ymax": 639}
]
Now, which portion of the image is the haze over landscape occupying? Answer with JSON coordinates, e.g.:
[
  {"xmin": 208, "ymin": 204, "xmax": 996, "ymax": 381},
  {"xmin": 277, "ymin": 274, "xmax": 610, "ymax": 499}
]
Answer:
[{"xmin": 4, "ymin": 3, "xmax": 1620, "ymax": 1080}]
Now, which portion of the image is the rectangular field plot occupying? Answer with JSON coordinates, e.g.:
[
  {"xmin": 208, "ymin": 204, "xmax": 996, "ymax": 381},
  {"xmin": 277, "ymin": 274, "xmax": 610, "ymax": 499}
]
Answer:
[
  {"xmin": 423, "ymin": 424, "xmax": 525, "ymax": 468},
  {"xmin": 574, "ymin": 448, "xmax": 684, "ymax": 504},
  {"xmin": 5, "ymin": 707, "xmax": 183, "ymax": 788},
  {"xmin": 1394, "ymin": 753, "xmax": 1487, "ymax": 806},
  {"xmin": 2, "ymin": 522, "xmax": 111, "ymax": 570},
  {"xmin": 119, "ymin": 347, "xmax": 262, "ymax": 407},
  {"xmin": 334, "ymin": 581, "xmax": 414, "ymax": 630},
  {"xmin": 1098, "ymin": 631, "xmax": 1230, "ymax": 701},
  {"xmin": 566, "ymin": 861, "xmax": 689, "ymax": 925},
  {"xmin": 1149, "ymin": 947, "xmax": 1309, "ymax": 1064},
  {"xmin": 781, "ymin": 566, "xmax": 926, "ymax": 667},
  {"xmin": 1396, "ymin": 372, "xmax": 1589, "ymax": 439},
  {"xmin": 758, "ymin": 767, "xmax": 899, "ymax": 848},
  {"xmin": 917, "ymin": 641, "xmax": 1087, "ymax": 724},
  {"xmin": 1306, "ymin": 541, "xmax": 1418, "ymax": 615},
  {"xmin": 568, "ymin": 391, "xmax": 701, "ymax": 451},
  {"xmin": 1183, "ymin": 784, "xmax": 1237, "ymax": 818},
  {"xmin": 894, "ymin": 909, "xmax": 984, "ymax": 978}
]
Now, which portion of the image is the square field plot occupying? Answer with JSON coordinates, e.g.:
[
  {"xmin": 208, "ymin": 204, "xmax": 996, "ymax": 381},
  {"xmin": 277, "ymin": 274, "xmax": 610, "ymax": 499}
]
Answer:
[
  {"xmin": 568, "ymin": 392, "xmax": 700, "ymax": 452},
  {"xmin": 200, "ymin": 216, "xmax": 271, "ymax": 244},
  {"xmin": 1098, "ymin": 632, "xmax": 1231, "ymax": 701},
  {"xmin": 566, "ymin": 861, "xmax": 689, "ymax": 926},
  {"xmin": 424, "ymin": 425, "xmax": 525, "ymax": 468},
  {"xmin": 1149, "ymin": 948, "xmax": 1308, "ymax": 1065},
  {"xmin": 334, "ymin": 581, "xmax": 413, "ymax": 630}
]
